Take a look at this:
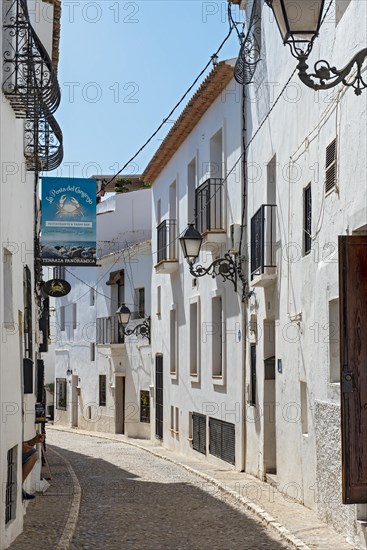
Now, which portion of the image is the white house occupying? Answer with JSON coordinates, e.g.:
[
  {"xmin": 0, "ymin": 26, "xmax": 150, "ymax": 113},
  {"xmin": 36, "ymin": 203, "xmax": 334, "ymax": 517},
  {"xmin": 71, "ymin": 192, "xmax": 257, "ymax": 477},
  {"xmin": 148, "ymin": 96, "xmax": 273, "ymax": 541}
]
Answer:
[
  {"xmin": 144, "ymin": 60, "xmax": 246, "ymax": 469},
  {"xmin": 54, "ymin": 184, "xmax": 152, "ymax": 439},
  {"xmin": 234, "ymin": 0, "xmax": 367, "ymax": 547},
  {"xmin": 0, "ymin": 0, "xmax": 62, "ymax": 546}
]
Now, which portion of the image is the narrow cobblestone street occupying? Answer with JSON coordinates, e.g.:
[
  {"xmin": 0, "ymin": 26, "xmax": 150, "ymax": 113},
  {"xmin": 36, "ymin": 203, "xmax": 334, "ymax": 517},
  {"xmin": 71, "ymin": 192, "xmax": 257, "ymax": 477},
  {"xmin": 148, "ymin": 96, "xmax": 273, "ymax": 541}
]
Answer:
[{"xmin": 44, "ymin": 430, "xmax": 290, "ymax": 550}]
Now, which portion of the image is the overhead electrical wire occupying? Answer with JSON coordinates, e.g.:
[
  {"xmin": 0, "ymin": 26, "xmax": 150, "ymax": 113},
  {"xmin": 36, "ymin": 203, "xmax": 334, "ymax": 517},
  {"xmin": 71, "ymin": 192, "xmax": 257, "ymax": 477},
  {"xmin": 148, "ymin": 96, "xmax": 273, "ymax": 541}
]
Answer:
[
  {"xmin": 98, "ymin": 3, "xmax": 237, "ymax": 193},
  {"xmin": 65, "ymin": 1, "xmax": 336, "ymax": 303}
]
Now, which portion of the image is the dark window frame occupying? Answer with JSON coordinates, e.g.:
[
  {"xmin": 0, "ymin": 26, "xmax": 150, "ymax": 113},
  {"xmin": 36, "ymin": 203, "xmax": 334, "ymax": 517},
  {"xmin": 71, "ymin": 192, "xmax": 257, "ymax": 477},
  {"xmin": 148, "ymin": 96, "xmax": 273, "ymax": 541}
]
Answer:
[
  {"xmin": 99, "ymin": 374, "xmax": 106, "ymax": 407},
  {"xmin": 304, "ymin": 184, "xmax": 312, "ymax": 255},
  {"xmin": 250, "ymin": 344, "xmax": 257, "ymax": 406}
]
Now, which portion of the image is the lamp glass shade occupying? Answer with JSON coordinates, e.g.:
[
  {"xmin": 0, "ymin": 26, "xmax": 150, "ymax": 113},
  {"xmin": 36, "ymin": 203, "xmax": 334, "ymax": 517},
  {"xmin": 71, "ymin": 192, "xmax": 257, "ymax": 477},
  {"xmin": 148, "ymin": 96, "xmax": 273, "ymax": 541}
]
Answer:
[
  {"xmin": 179, "ymin": 224, "xmax": 203, "ymax": 264},
  {"xmin": 270, "ymin": 0, "xmax": 325, "ymax": 44},
  {"xmin": 116, "ymin": 304, "xmax": 131, "ymax": 325}
]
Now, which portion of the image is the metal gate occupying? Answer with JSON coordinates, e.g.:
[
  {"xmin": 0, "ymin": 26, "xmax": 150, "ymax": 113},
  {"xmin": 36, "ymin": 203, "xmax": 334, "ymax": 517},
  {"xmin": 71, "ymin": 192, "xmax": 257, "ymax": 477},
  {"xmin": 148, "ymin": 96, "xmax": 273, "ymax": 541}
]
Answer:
[
  {"xmin": 155, "ymin": 354, "xmax": 163, "ymax": 440},
  {"xmin": 209, "ymin": 418, "xmax": 235, "ymax": 465},
  {"xmin": 339, "ymin": 236, "xmax": 367, "ymax": 504},
  {"xmin": 192, "ymin": 412, "xmax": 206, "ymax": 454}
]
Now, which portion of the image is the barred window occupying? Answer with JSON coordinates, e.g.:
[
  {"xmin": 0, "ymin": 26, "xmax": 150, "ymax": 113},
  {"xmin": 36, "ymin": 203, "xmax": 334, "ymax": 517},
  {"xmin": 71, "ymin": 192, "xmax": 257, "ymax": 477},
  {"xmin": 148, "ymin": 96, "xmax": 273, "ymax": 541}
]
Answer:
[
  {"xmin": 56, "ymin": 378, "xmax": 67, "ymax": 410},
  {"xmin": 304, "ymin": 184, "xmax": 312, "ymax": 255},
  {"xmin": 6, "ymin": 446, "xmax": 17, "ymax": 524}
]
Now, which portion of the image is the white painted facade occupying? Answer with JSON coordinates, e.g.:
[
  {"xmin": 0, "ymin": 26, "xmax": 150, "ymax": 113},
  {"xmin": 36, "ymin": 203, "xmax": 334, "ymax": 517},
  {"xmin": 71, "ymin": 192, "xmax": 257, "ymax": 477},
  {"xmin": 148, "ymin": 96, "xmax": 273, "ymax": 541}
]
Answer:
[
  {"xmin": 240, "ymin": 0, "xmax": 367, "ymax": 547},
  {"xmin": 0, "ymin": 0, "xmax": 61, "ymax": 546},
  {"xmin": 53, "ymin": 188, "xmax": 152, "ymax": 439},
  {"xmin": 149, "ymin": 61, "xmax": 246, "ymax": 469}
]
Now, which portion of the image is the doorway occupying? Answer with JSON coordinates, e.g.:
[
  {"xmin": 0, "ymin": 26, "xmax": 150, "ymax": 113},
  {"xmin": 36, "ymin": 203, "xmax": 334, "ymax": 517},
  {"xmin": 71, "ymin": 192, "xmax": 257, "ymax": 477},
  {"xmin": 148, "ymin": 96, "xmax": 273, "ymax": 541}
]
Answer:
[
  {"xmin": 71, "ymin": 375, "xmax": 78, "ymax": 428},
  {"xmin": 263, "ymin": 321, "xmax": 277, "ymax": 475},
  {"xmin": 115, "ymin": 376, "xmax": 125, "ymax": 434}
]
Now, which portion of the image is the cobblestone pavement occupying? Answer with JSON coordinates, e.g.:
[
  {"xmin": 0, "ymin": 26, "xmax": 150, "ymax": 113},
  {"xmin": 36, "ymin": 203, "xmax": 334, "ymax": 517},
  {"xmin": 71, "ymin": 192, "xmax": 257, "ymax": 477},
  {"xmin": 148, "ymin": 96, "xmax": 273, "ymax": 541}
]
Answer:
[
  {"xmin": 10, "ymin": 448, "xmax": 74, "ymax": 549},
  {"xmin": 48, "ymin": 429, "xmax": 290, "ymax": 550}
]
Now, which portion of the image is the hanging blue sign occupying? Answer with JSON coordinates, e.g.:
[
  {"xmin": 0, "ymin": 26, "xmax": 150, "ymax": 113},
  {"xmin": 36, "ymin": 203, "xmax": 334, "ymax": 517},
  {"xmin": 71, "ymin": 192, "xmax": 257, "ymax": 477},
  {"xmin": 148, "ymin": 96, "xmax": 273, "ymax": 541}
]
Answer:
[{"xmin": 41, "ymin": 177, "xmax": 97, "ymax": 266}]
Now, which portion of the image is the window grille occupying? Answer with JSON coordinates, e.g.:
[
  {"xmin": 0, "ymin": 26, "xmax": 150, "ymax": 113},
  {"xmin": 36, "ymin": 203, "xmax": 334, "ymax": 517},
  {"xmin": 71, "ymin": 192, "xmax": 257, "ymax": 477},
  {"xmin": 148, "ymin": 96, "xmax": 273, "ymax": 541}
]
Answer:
[
  {"xmin": 6, "ymin": 446, "xmax": 17, "ymax": 524},
  {"xmin": 304, "ymin": 185, "xmax": 312, "ymax": 254},
  {"xmin": 325, "ymin": 138, "xmax": 337, "ymax": 194},
  {"xmin": 192, "ymin": 412, "xmax": 206, "ymax": 455},
  {"xmin": 209, "ymin": 418, "xmax": 235, "ymax": 465}
]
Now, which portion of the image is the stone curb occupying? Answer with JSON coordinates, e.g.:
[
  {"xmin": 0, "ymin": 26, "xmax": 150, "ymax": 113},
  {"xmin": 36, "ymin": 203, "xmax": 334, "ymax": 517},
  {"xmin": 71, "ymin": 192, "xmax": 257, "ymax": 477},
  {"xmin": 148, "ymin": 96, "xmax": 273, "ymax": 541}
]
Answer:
[
  {"xmin": 48, "ymin": 447, "xmax": 82, "ymax": 550},
  {"xmin": 48, "ymin": 426, "xmax": 310, "ymax": 550}
]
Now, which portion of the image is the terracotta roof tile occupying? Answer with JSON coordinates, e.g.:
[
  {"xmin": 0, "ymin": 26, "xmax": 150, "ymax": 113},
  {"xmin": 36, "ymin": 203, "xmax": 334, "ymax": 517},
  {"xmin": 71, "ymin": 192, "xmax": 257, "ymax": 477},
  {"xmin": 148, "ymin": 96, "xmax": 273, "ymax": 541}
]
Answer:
[{"xmin": 142, "ymin": 60, "xmax": 235, "ymax": 184}]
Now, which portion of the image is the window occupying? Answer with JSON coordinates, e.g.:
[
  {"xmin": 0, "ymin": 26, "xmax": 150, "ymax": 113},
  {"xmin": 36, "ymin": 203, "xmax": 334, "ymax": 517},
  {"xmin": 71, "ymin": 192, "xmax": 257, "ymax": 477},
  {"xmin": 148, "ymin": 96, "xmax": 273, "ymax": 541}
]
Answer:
[
  {"xmin": 99, "ymin": 375, "xmax": 106, "ymax": 406},
  {"xmin": 60, "ymin": 305, "xmax": 65, "ymax": 332},
  {"xmin": 325, "ymin": 138, "xmax": 337, "ymax": 194},
  {"xmin": 135, "ymin": 288, "xmax": 145, "ymax": 318},
  {"xmin": 300, "ymin": 381, "xmax": 308, "ymax": 435},
  {"xmin": 90, "ymin": 288, "xmax": 95, "ymax": 306},
  {"xmin": 90, "ymin": 343, "xmax": 95, "ymax": 362},
  {"xmin": 304, "ymin": 184, "xmax": 312, "ymax": 255},
  {"xmin": 329, "ymin": 299, "xmax": 340, "ymax": 383},
  {"xmin": 3, "ymin": 248, "xmax": 13, "ymax": 327},
  {"xmin": 6, "ymin": 446, "xmax": 17, "ymax": 524},
  {"xmin": 140, "ymin": 390, "xmax": 150, "ymax": 423},
  {"xmin": 72, "ymin": 303, "xmax": 77, "ymax": 330},
  {"xmin": 212, "ymin": 296, "xmax": 223, "ymax": 377},
  {"xmin": 54, "ymin": 266, "xmax": 66, "ymax": 279},
  {"xmin": 190, "ymin": 301, "xmax": 199, "ymax": 375},
  {"xmin": 56, "ymin": 378, "xmax": 67, "ymax": 410},
  {"xmin": 170, "ymin": 308, "xmax": 177, "ymax": 374},
  {"xmin": 187, "ymin": 158, "xmax": 196, "ymax": 223},
  {"xmin": 209, "ymin": 128, "xmax": 223, "ymax": 178},
  {"xmin": 250, "ymin": 344, "xmax": 256, "ymax": 406},
  {"xmin": 23, "ymin": 266, "xmax": 33, "ymax": 359}
]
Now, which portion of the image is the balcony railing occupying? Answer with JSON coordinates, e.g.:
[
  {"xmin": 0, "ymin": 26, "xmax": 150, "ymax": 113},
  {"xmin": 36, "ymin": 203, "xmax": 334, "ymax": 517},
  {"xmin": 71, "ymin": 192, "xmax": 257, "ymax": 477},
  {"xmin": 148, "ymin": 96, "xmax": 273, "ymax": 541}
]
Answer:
[
  {"xmin": 2, "ymin": 0, "xmax": 63, "ymax": 170},
  {"xmin": 251, "ymin": 204, "xmax": 277, "ymax": 279},
  {"xmin": 3, "ymin": 0, "xmax": 61, "ymax": 115},
  {"xmin": 157, "ymin": 219, "xmax": 177, "ymax": 263},
  {"xmin": 195, "ymin": 178, "xmax": 224, "ymax": 234},
  {"xmin": 96, "ymin": 316, "xmax": 124, "ymax": 345}
]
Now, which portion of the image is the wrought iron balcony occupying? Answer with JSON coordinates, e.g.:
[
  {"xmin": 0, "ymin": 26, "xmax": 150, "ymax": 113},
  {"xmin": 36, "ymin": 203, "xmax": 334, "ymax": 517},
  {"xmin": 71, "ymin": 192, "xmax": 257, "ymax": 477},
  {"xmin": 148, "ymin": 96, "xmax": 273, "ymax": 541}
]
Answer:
[
  {"xmin": 251, "ymin": 204, "xmax": 277, "ymax": 281},
  {"xmin": 157, "ymin": 219, "xmax": 177, "ymax": 264},
  {"xmin": 24, "ymin": 108, "xmax": 63, "ymax": 171},
  {"xmin": 3, "ymin": 0, "xmax": 61, "ymax": 116},
  {"xmin": 2, "ymin": 0, "xmax": 63, "ymax": 170},
  {"xmin": 195, "ymin": 178, "xmax": 224, "ymax": 234},
  {"xmin": 96, "ymin": 316, "xmax": 124, "ymax": 345}
]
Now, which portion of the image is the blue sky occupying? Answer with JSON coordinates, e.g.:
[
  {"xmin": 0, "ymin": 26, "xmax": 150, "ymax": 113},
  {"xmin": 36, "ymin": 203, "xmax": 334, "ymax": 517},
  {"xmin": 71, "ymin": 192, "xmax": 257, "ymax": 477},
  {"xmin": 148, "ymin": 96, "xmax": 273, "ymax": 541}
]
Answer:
[{"xmin": 52, "ymin": 1, "xmax": 243, "ymax": 180}]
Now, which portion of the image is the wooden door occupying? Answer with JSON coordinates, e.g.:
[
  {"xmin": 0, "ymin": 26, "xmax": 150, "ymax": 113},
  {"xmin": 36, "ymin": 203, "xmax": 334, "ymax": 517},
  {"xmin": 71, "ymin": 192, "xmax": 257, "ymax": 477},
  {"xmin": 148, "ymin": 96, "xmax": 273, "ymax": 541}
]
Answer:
[{"xmin": 339, "ymin": 236, "xmax": 367, "ymax": 504}]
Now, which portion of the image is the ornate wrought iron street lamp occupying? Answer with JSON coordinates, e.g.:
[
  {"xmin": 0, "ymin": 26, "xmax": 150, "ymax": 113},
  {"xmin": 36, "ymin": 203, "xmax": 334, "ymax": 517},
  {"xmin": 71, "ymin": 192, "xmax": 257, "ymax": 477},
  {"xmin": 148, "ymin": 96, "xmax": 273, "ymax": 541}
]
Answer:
[
  {"xmin": 116, "ymin": 304, "xmax": 151, "ymax": 343},
  {"xmin": 265, "ymin": 0, "xmax": 367, "ymax": 95},
  {"xmin": 179, "ymin": 224, "xmax": 239, "ymax": 291}
]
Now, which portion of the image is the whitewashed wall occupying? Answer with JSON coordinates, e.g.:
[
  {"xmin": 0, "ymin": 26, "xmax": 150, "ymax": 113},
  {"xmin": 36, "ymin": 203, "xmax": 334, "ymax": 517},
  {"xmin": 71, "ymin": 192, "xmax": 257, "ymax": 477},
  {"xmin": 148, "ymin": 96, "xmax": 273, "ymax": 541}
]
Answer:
[
  {"xmin": 244, "ymin": 1, "xmax": 367, "ymax": 547},
  {"xmin": 54, "ymin": 190, "xmax": 152, "ymax": 439},
  {"xmin": 151, "ymin": 70, "xmax": 245, "ymax": 469}
]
